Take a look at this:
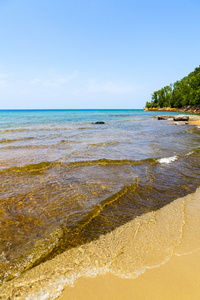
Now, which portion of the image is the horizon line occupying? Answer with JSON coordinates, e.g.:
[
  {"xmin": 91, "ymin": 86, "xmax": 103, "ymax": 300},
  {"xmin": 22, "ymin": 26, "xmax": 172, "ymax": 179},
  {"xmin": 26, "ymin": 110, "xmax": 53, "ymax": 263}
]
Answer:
[{"xmin": 0, "ymin": 108, "xmax": 144, "ymax": 111}]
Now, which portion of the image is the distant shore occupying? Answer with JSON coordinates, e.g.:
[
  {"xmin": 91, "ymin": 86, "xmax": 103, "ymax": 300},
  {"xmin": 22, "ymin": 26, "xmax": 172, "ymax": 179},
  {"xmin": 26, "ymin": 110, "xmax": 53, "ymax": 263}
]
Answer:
[
  {"xmin": 144, "ymin": 106, "xmax": 200, "ymax": 127},
  {"xmin": 144, "ymin": 105, "xmax": 200, "ymax": 114}
]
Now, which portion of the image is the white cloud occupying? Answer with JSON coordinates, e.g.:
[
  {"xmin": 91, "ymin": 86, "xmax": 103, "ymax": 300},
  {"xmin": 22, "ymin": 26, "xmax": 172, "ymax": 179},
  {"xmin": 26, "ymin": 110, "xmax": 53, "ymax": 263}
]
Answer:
[
  {"xmin": 29, "ymin": 72, "xmax": 77, "ymax": 87},
  {"xmin": 86, "ymin": 80, "xmax": 141, "ymax": 94}
]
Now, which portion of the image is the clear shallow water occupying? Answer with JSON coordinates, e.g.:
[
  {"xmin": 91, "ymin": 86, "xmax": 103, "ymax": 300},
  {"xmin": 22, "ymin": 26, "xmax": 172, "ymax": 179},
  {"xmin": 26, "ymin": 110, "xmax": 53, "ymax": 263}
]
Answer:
[
  {"xmin": 0, "ymin": 109, "xmax": 199, "ymax": 167},
  {"xmin": 0, "ymin": 109, "xmax": 200, "ymax": 287}
]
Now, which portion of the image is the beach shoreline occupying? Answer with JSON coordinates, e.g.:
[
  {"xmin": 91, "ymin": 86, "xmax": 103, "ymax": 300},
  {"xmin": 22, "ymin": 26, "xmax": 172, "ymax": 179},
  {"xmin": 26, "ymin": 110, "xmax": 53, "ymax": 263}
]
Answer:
[
  {"xmin": 44, "ymin": 113, "xmax": 200, "ymax": 300},
  {"xmin": 144, "ymin": 105, "xmax": 200, "ymax": 114},
  {"xmin": 1, "ymin": 110, "xmax": 200, "ymax": 300},
  {"xmin": 57, "ymin": 186, "xmax": 200, "ymax": 300},
  {"xmin": 56, "ymin": 158, "xmax": 200, "ymax": 300},
  {"xmin": 57, "ymin": 188, "xmax": 200, "ymax": 300},
  {"xmin": 57, "ymin": 249, "xmax": 200, "ymax": 300},
  {"xmin": 188, "ymin": 115, "xmax": 200, "ymax": 127},
  {"xmin": 1, "ymin": 186, "xmax": 200, "ymax": 300},
  {"xmin": 153, "ymin": 110, "xmax": 200, "ymax": 127}
]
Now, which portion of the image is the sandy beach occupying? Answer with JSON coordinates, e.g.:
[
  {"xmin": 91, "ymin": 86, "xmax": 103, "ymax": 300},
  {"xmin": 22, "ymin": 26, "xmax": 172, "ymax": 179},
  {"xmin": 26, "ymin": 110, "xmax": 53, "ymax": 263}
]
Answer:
[
  {"xmin": 1, "ymin": 111, "xmax": 200, "ymax": 300},
  {"xmin": 1, "ymin": 1, "xmax": 200, "ymax": 298},
  {"xmin": 57, "ymin": 131, "xmax": 200, "ymax": 300},
  {"xmin": 56, "ymin": 185, "xmax": 200, "ymax": 300},
  {"xmin": 1, "ymin": 185, "xmax": 200, "ymax": 300},
  {"xmin": 58, "ymin": 116, "xmax": 200, "ymax": 300},
  {"xmin": 188, "ymin": 115, "xmax": 200, "ymax": 127},
  {"xmin": 58, "ymin": 250, "xmax": 200, "ymax": 300}
]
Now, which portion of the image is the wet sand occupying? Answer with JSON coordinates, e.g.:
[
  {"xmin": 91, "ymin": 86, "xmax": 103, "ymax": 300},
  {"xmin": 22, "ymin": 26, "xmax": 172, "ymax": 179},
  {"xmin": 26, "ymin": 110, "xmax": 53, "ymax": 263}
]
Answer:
[
  {"xmin": 1, "ymin": 185, "xmax": 200, "ymax": 300},
  {"xmin": 52, "ymin": 117, "xmax": 200, "ymax": 300},
  {"xmin": 188, "ymin": 115, "xmax": 200, "ymax": 127},
  {"xmin": 57, "ymin": 183, "xmax": 200, "ymax": 300},
  {"xmin": 1, "ymin": 110, "xmax": 200, "ymax": 300},
  {"xmin": 56, "ymin": 186, "xmax": 200, "ymax": 300},
  {"xmin": 58, "ymin": 250, "xmax": 200, "ymax": 300}
]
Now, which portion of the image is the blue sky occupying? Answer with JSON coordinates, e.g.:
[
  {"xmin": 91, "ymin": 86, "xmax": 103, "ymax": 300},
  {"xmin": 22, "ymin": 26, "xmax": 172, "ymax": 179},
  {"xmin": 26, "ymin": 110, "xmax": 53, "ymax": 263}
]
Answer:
[{"xmin": 0, "ymin": 0, "xmax": 200, "ymax": 109}]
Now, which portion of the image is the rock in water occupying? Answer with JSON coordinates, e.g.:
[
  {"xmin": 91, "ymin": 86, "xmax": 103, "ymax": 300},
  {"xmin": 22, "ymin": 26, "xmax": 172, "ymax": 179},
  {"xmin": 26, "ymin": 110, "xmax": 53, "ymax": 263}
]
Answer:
[
  {"xmin": 158, "ymin": 116, "xmax": 172, "ymax": 120},
  {"xmin": 173, "ymin": 115, "xmax": 189, "ymax": 121},
  {"xmin": 94, "ymin": 121, "xmax": 105, "ymax": 124}
]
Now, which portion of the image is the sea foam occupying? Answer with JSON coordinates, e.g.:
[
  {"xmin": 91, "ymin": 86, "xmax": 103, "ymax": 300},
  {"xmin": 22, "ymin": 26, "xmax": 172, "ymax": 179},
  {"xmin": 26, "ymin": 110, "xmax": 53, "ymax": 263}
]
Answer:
[{"xmin": 157, "ymin": 155, "xmax": 178, "ymax": 164}]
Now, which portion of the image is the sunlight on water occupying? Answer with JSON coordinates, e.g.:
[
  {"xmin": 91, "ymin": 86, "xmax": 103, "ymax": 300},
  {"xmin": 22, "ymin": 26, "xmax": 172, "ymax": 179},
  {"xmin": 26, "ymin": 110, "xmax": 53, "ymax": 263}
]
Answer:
[
  {"xmin": 0, "ymin": 109, "xmax": 200, "ymax": 297},
  {"xmin": 1, "ymin": 188, "xmax": 200, "ymax": 300}
]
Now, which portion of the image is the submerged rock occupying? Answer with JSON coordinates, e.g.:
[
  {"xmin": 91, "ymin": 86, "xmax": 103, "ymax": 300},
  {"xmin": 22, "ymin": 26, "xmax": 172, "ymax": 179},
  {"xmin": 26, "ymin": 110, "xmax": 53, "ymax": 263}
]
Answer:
[
  {"xmin": 94, "ymin": 121, "xmax": 105, "ymax": 124},
  {"xmin": 158, "ymin": 116, "xmax": 172, "ymax": 120},
  {"xmin": 173, "ymin": 115, "xmax": 189, "ymax": 121}
]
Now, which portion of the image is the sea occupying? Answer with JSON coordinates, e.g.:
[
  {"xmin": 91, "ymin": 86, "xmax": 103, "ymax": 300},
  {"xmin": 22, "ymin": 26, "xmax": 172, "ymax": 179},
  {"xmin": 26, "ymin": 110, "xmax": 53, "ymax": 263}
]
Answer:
[{"xmin": 1, "ymin": 109, "xmax": 200, "ymax": 299}]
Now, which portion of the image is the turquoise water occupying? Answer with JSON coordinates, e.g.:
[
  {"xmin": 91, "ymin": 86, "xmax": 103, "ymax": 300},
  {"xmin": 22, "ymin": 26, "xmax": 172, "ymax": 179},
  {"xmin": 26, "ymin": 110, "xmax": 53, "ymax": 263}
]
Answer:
[
  {"xmin": 0, "ymin": 108, "xmax": 191, "ymax": 127},
  {"xmin": 0, "ymin": 109, "xmax": 199, "ymax": 167},
  {"xmin": 0, "ymin": 109, "xmax": 146, "ymax": 128},
  {"xmin": 1, "ymin": 109, "xmax": 200, "ymax": 285}
]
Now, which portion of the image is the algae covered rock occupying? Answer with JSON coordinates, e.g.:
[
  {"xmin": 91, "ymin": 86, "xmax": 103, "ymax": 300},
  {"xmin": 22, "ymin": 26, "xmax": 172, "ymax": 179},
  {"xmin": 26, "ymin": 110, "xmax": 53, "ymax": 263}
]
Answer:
[
  {"xmin": 173, "ymin": 115, "xmax": 189, "ymax": 121},
  {"xmin": 157, "ymin": 116, "xmax": 172, "ymax": 120}
]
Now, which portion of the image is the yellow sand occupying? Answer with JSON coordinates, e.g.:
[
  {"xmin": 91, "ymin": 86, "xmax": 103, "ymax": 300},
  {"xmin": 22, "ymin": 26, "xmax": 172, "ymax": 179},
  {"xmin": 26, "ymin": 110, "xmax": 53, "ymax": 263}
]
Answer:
[
  {"xmin": 57, "ymin": 185, "xmax": 200, "ymax": 300},
  {"xmin": 58, "ymin": 120, "xmax": 200, "ymax": 300},
  {"xmin": 189, "ymin": 119, "xmax": 200, "ymax": 127},
  {"xmin": 188, "ymin": 115, "xmax": 200, "ymax": 127},
  {"xmin": 58, "ymin": 250, "xmax": 200, "ymax": 300},
  {"xmin": 1, "ymin": 187, "xmax": 200, "ymax": 299},
  {"xmin": 172, "ymin": 114, "xmax": 200, "ymax": 127}
]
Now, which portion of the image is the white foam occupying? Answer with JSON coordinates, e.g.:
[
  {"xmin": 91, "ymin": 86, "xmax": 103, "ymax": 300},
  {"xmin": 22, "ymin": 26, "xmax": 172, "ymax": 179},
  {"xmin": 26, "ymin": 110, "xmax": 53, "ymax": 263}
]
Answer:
[
  {"xmin": 186, "ymin": 151, "xmax": 193, "ymax": 156},
  {"xmin": 26, "ymin": 278, "xmax": 68, "ymax": 300},
  {"xmin": 26, "ymin": 268, "xmax": 110, "ymax": 300},
  {"xmin": 157, "ymin": 155, "xmax": 178, "ymax": 164}
]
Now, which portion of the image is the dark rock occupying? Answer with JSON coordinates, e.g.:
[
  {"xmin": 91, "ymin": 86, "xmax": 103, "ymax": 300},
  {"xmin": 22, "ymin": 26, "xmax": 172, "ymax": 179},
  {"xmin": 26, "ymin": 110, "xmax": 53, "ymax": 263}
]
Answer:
[
  {"xmin": 173, "ymin": 115, "xmax": 189, "ymax": 121},
  {"xmin": 94, "ymin": 121, "xmax": 105, "ymax": 124},
  {"xmin": 158, "ymin": 116, "xmax": 172, "ymax": 120}
]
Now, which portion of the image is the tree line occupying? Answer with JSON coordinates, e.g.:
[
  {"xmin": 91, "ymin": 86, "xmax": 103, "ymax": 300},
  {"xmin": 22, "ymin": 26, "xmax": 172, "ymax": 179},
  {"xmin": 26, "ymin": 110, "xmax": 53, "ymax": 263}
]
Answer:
[{"xmin": 146, "ymin": 65, "xmax": 200, "ymax": 108}]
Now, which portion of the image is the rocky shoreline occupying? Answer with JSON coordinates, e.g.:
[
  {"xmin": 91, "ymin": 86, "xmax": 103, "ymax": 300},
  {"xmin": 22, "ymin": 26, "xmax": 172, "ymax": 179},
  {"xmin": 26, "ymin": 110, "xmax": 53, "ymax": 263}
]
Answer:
[
  {"xmin": 156, "ymin": 113, "xmax": 200, "ymax": 128},
  {"xmin": 144, "ymin": 105, "xmax": 200, "ymax": 114}
]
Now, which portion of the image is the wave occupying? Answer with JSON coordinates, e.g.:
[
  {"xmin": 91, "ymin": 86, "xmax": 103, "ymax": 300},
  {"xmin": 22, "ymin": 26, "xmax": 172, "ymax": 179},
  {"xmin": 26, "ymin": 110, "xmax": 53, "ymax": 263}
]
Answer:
[
  {"xmin": 0, "ymin": 145, "xmax": 199, "ymax": 173},
  {"xmin": 0, "ymin": 158, "xmax": 155, "ymax": 174},
  {"xmin": 0, "ymin": 137, "xmax": 35, "ymax": 144},
  {"xmin": 157, "ymin": 155, "xmax": 178, "ymax": 164},
  {"xmin": 0, "ymin": 161, "xmax": 61, "ymax": 175},
  {"xmin": 0, "ymin": 128, "xmax": 29, "ymax": 133},
  {"xmin": 1, "ymin": 187, "xmax": 200, "ymax": 299},
  {"xmin": 88, "ymin": 141, "xmax": 119, "ymax": 147},
  {"xmin": 1, "ymin": 148, "xmax": 200, "ymax": 285},
  {"xmin": 0, "ymin": 127, "xmax": 73, "ymax": 134}
]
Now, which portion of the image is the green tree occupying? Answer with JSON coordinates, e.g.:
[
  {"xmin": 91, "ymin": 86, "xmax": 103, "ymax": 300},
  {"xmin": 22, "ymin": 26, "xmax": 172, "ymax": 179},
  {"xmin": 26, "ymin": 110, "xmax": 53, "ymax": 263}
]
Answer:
[{"xmin": 145, "ymin": 65, "xmax": 200, "ymax": 109}]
